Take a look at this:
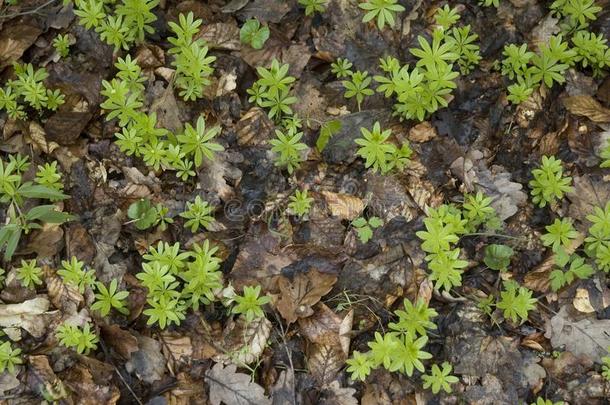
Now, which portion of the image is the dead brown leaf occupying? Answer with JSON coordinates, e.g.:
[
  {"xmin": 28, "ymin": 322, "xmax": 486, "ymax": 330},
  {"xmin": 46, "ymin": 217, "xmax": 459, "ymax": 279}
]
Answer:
[
  {"xmin": 100, "ymin": 325, "xmax": 139, "ymax": 359},
  {"xmin": 28, "ymin": 121, "xmax": 59, "ymax": 155},
  {"xmin": 198, "ymin": 22, "xmax": 240, "ymax": 50},
  {"xmin": 161, "ymin": 332, "xmax": 193, "ymax": 375},
  {"xmin": 563, "ymin": 95, "xmax": 610, "ymax": 123},
  {"xmin": 0, "ymin": 23, "xmax": 42, "ymax": 68},
  {"xmin": 236, "ymin": 107, "xmax": 275, "ymax": 147},
  {"xmin": 277, "ymin": 269, "xmax": 337, "ymax": 323},
  {"xmin": 321, "ymin": 191, "xmax": 364, "ymax": 220},
  {"xmin": 26, "ymin": 223, "xmax": 64, "ymax": 258},
  {"xmin": 27, "ymin": 355, "xmax": 69, "ymax": 402},
  {"xmin": 307, "ymin": 342, "xmax": 346, "ymax": 386},
  {"xmin": 60, "ymin": 362, "xmax": 120, "ymax": 405},
  {"xmin": 44, "ymin": 267, "xmax": 83, "ymax": 315},
  {"xmin": 408, "ymin": 122, "xmax": 437, "ymax": 143},
  {"xmin": 298, "ymin": 303, "xmax": 351, "ymax": 352},
  {"xmin": 524, "ymin": 233, "xmax": 584, "ymax": 292},
  {"xmin": 568, "ymin": 175, "xmax": 610, "ymax": 231},
  {"xmin": 205, "ymin": 363, "xmax": 272, "ymax": 405},
  {"xmin": 165, "ymin": 372, "xmax": 207, "ymax": 405}
]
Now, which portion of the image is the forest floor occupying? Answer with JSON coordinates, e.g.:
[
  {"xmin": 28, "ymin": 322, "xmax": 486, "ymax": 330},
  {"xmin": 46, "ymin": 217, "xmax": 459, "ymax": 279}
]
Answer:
[{"xmin": 0, "ymin": 0, "xmax": 610, "ymax": 404}]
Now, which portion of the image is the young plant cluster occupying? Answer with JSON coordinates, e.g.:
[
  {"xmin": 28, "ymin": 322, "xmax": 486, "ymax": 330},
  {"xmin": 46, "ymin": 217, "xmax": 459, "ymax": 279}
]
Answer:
[
  {"xmin": 354, "ymin": 121, "xmax": 412, "ymax": 174},
  {"xmin": 103, "ymin": 54, "xmax": 223, "ymax": 177},
  {"xmin": 0, "ymin": 154, "xmax": 72, "ymax": 260},
  {"xmin": 346, "ymin": 298, "xmax": 459, "ymax": 394},
  {"xmin": 335, "ymin": 6, "xmax": 481, "ymax": 120},
  {"xmin": 0, "ymin": 63, "xmax": 65, "ymax": 120},
  {"xmin": 71, "ymin": 0, "xmax": 159, "ymax": 52},
  {"xmin": 501, "ymin": 1, "xmax": 608, "ymax": 104},
  {"xmin": 417, "ymin": 192, "xmax": 498, "ymax": 292}
]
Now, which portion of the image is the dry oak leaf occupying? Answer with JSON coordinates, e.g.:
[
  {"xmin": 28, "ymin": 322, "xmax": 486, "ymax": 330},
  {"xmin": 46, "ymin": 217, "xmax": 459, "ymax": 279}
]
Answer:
[
  {"xmin": 321, "ymin": 191, "xmax": 364, "ymax": 221},
  {"xmin": 277, "ymin": 269, "xmax": 338, "ymax": 323},
  {"xmin": 205, "ymin": 363, "xmax": 271, "ymax": 405},
  {"xmin": 563, "ymin": 95, "xmax": 610, "ymax": 123}
]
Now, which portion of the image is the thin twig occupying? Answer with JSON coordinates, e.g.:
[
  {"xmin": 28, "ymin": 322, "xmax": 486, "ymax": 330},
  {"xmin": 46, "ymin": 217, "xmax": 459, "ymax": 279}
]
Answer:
[{"xmin": 0, "ymin": 0, "xmax": 58, "ymax": 19}]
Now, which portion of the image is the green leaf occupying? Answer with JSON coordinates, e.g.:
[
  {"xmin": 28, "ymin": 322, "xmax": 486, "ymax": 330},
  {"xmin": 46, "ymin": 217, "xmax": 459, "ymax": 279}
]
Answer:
[
  {"xmin": 316, "ymin": 119, "xmax": 341, "ymax": 152},
  {"xmin": 128, "ymin": 199, "xmax": 157, "ymax": 230},
  {"xmin": 240, "ymin": 19, "xmax": 270, "ymax": 50},
  {"xmin": 25, "ymin": 205, "xmax": 74, "ymax": 223},
  {"xmin": 483, "ymin": 244, "xmax": 514, "ymax": 271},
  {"xmin": 18, "ymin": 183, "xmax": 68, "ymax": 200}
]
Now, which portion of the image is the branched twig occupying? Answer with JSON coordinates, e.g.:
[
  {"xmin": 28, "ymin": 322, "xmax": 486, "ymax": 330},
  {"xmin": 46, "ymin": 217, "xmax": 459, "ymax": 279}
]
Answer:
[{"xmin": 0, "ymin": 0, "xmax": 58, "ymax": 19}]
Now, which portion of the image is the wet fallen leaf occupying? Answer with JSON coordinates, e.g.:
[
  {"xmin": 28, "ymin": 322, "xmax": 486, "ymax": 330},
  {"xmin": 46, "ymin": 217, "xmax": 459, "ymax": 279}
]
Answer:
[
  {"xmin": 271, "ymin": 370, "xmax": 298, "ymax": 405},
  {"xmin": 125, "ymin": 335, "xmax": 167, "ymax": 383},
  {"xmin": 165, "ymin": 372, "xmax": 207, "ymax": 405},
  {"xmin": 568, "ymin": 175, "xmax": 610, "ymax": 231},
  {"xmin": 451, "ymin": 151, "xmax": 527, "ymax": 220},
  {"xmin": 205, "ymin": 363, "xmax": 272, "ymax": 405},
  {"xmin": 298, "ymin": 303, "xmax": 351, "ymax": 353},
  {"xmin": 277, "ymin": 269, "xmax": 338, "ymax": 323},
  {"xmin": 563, "ymin": 95, "xmax": 610, "ymax": 123}
]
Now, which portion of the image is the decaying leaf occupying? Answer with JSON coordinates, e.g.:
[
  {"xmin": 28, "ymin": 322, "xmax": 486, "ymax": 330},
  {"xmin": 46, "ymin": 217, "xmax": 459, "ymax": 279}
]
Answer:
[
  {"xmin": 321, "ymin": 191, "xmax": 364, "ymax": 221},
  {"xmin": 0, "ymin": 23, "xmax": 42, "ymax": 68},
  {"xmin": 60, "ymin": 362, "xmax": 120, "ymax": 405},
  {"xmin": 27, "ymin": 355, "xmax": 69, "ymax": 402},
  {"xmin": 319, "ymin": 381, "xmax": 358, "ymax": 405},
  {"xmin": 28, "ymin": 122, "xmax": 59, "ymax": 155},
  {"xmin": 277, "ymin": 269, "xmax": 338, "ymax": 323},
  {"xmin": 214, "ymin": 315, "xmax": 271, "ymax": 365},
  {"xmin": 0, "ymin": 297, "xmax": 54, "ymax": 338},
  {"xmin": 563, "ymin": 95, "xmax": 610, "ymax": 123},
  {"xmin": 408, "ymin": 121, "xmax": 437, "ymax": 143},
  {"xmin": 100, "ymin": 325, "xmax": 139, "ymax": 359},
  {"xmin": 161, "ymin": 332, "xmax": 193, "ymax": 375},
  {"xmin": 568, "ymin": 175, "xmax": 610, "ymax": 231},
  {"xmin": 451, "ymin": 150, "xmax": 527, "ymax": 220},
  {"xmin": 198, "ymin": 22, "xmax": 241, "ymax": 50},
  {"xmin": 205, "ymin": 363, "xmax": 272, "ymax": 405},
  {"xmin": 307, "ymin": 343, "xmax": 346, "ymax": 386},
  {"xmin": 271, "ymin": 370, "xmax": 298, "ymax": 405},
  {"xmin": 573, "ymin": 288, "xmax": 596, "ymax": 313},
  {"xmin": 44, "ymin": 267, "xmax": 83, "ymax": 315},
  {"xmin": 545, "ymin": 306, "xmax": 610, "ymax": 361},
  {"xmin": 299, "ymin": 304, "xmax": 351, "ymax": 354}
]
